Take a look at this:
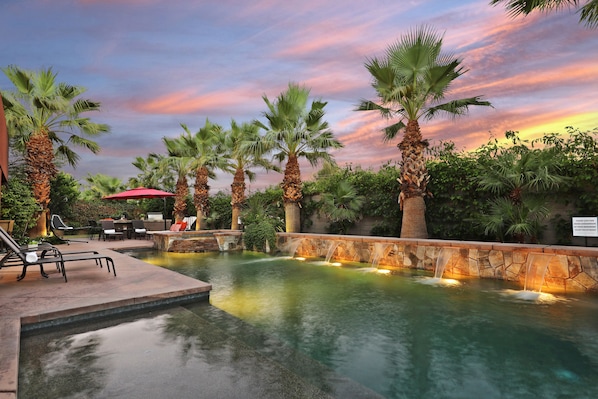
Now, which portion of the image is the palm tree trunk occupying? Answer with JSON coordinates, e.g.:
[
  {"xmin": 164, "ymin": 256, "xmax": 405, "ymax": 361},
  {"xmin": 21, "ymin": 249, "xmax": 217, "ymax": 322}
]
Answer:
[
  {"xmin": 398, "ymin": 120, "xmax": 429, "ymax": 239},
  {"xmin": 194, "ymin": 166, "xmax": 210, "ymax": 230},
  {"xmin": 401, "ymin": 196, "xmax": 428, "ymax": 238},
  {"xmin": 26, "ymin": 132, "xmax": 57, "ymax": 236},
  {"xmin": 231, "ymin": 167, "xmax": 245, "ymax": 230},
  {"xmin": 285, "ymin": 203, "xmax": 301, "ymax": 233},
  {"xmin": 173, "ymin": 176, "xmax": 188, "ymax": 223},
  {"xmin": 282, "ymin": 154, "xmax": 302, "ymax": 233},
  {"xmin": 231, "ymin": 207, "xmax": 241, "ymax": 230}
]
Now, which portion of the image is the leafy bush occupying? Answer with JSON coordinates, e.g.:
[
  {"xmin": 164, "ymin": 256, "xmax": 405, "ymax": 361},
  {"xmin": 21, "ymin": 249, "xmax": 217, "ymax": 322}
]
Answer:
[
  {"xmin": 425, "ymin": 142, "xmax": 490, "ymax": 240},
  {"xmin": 1, "ymin": 172, "xmax": 39, "ymax": 240},
  {"xmin": 305, "ymin": 163, "xmax": 402, "ymax": 236},
  {"xmin": 207, "ymin": 192, "xmax": 232, "ymax": 229},
  {"xmin": 243, "ymin": 221, "xmax": 277, "ymax": 252},
  {"xmin": 244, "ymin": 186, "xmax": 284, "ymax": 231},
  {"xmin": 49, "ymin": 172, "xmax": 81, "ymax": 221}
]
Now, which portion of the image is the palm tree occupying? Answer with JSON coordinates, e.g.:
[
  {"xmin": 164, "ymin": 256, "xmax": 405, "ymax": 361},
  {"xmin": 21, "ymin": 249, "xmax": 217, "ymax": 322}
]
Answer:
[
  {"xmin": 81, "ymin": 173, "xmax": 126, "ymax": 200},
  {"xmin": 223, "ymin": 119, "xmax": 278, "ymax": 230},
  {"xmin": 129, "ymin": 153, "xmax": 175, "ymax": 192},
  {"xmin": 491, "ymin": 0, "xmax": 598, "ymax": 28},
  {"xmin": 161, "ymin": 136, "xmax": 195, "ymax": 223},
  {"xmin": 319, "ymin": 181, "xmax": 365, "ymax": 234},
  {"xmin": 476, "ymin": 135, "xmax": 567, "ymax": 242},
  {"xmin": 180, "ymin": 120, "xmax": 229, "ymax": 230},
  {"xmin": 358, "ymin": 26, "xmax": 492, "ymax": 239},
  {"xmin": 1, "ymin": 66, "xmax": 109, "ymax": 235},
  {"xmin": 249, "ymin": 83, "xmax": 343, "ymax": 233}
]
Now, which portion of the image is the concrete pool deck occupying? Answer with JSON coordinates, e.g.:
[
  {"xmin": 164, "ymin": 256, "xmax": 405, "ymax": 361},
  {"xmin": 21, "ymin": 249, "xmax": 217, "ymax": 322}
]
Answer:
[{"xmin": 0, "ymin": 238, "xmax": 211, "ymax": 399}]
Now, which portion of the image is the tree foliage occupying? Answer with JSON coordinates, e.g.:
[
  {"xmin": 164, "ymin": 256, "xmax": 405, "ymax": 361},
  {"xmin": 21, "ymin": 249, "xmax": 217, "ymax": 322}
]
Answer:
[
  {"xmin": 357, "ymin": 25, "xmax": 492, "ymax": 238},
  {"xmin": 0, "ymin": 169, "xmax": 39, "ymax": 240},
  {"xmin": 491, "ymin": 0, "xmax": 598, "ymax": 28},
  {"xmin": 49, "ymin": 172, "xmax": 81, "ymax": 221}
]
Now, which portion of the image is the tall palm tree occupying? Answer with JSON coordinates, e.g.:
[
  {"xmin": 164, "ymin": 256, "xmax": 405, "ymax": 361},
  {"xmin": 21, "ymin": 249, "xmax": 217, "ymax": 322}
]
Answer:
[
  {"xmin": 249, "ymin": 83, "xmax": 343, "ymax": 233},
  {"xmin": 180, "ymin": 120, "xmax": 229, "ymax": 230},
  {"xmin": 358, "ymin": 26, "xmax": 492, "ymax": 238},
  {"xmin": 1, "ymin": 66, "xmax": 109, "ymax": 235},
  {"xmin": 491, "ymin": 0, "xmax": 598, "ymax": 28},
  {"xmin": 161, "ymin": 136, "xmax": 195, "ymax": 223},
  {"xmin": 223, "ymin": 119, "xmax": 278, "ymax": 230}
]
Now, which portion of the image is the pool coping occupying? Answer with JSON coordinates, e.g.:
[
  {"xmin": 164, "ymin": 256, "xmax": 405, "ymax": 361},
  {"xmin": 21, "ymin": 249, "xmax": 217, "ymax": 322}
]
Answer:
[{"xmin": 0, "ymin": 238, "xmax": 212, "ymax": 398}]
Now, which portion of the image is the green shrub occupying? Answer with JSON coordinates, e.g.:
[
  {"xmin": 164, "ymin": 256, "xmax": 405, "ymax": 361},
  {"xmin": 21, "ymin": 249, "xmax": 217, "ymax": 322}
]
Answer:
[
  {"xmin": 1, "ymin": 172, "xmax": 39, "ymax": 240},
  {"xmin": 244, "ymin": 221, "xmax": 276, "ymax": 252}
]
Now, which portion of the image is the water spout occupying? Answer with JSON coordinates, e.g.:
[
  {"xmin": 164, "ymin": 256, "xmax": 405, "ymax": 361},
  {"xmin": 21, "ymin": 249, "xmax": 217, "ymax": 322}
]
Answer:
[
  {"xmin": 370, "ymin": 243, "xmax": 388, "ymax": 268},
  {"xmin": 502, "ymin": 253, "xmax": 556, "ymax": 302},
  {"xmin": 284, "ymin": 238, "xmax": 304, "ymax": 258},
  {"xmin": 523, "ymin": 253, "xmax": 552, "ymax": 293},
  {"xmin": 325, "ymin": 241, "xmax": 341, "ymax": 264},
  {"xmin": 434, "ymin": 247, "xmax": 457, "ymax": 279}
]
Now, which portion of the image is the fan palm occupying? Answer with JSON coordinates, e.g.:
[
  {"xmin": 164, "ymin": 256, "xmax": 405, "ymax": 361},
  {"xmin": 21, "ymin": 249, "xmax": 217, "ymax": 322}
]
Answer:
[
  {"xmin": 319, "ymin": 181, "xmax": 365, "ymax": 234},
  {"xmin": 223, "ymin": 119, "xmax": 278, "ymax": 230},
  {"xmin": 477, "ymin": 144, "xmax": 567, "ymax": 242},
  {"xmin": 81, "ymin": 173, "xmax": 126, "ymax": 201},
  {"xmin": 491, "ymin": 0, "xmax": 598, "ymax": 28},
  {"xmin": 180, "ymin": 120, "xmax": 229, "ymax": 230},
  {"xmin": 162, "ymin": 136, "xmax": 195, "ymax": 223},
  {"xmin": 249, "ymin": 83, "xmax": 343, "ymax": 233},
  {"xmin": 130, "ymin": 153, "xmax": 175, "ymax": 192},
  {"xmin": 358, "ymin": 26, "xmax": 492, "ymax": 238},
  {"xmin": 1, "ymin": 66, "xmax": 109, "ymax": 235}
]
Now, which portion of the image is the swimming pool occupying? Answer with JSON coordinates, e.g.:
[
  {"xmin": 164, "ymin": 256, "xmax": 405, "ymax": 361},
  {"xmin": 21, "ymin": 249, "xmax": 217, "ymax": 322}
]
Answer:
[{"xmin": 19, "ymin": 250, "xmax": 598, "ymax": 398}]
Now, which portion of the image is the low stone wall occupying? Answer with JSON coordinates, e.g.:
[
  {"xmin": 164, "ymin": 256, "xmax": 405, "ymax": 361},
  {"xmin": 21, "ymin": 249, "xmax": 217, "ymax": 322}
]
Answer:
[
  {"xmin": 153, "ymin": 230, "xmax": 243, "ymax": 252},
  {"xmin": 277, "ymin": 233, "xmax": 598, "ymax": 294}
]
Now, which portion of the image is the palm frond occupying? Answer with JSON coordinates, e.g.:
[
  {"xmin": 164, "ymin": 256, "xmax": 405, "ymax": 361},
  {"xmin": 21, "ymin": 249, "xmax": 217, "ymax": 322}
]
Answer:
[{"xmin": 425, "ymin": 96, "xmax": 492, "ymax": 120}]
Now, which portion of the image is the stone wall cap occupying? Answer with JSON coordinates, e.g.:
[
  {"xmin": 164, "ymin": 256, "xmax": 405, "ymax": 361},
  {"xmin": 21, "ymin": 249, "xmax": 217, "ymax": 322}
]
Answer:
[{"xmin": 544, "ymin": 245, "xmax": 598, "ymax": 257}]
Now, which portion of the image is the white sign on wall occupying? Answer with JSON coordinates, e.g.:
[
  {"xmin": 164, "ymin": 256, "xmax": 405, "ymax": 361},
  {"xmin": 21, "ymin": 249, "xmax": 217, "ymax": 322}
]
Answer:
[{"xmin": 572, "ymin": 217, "xmax": 598, "ymax": 237}]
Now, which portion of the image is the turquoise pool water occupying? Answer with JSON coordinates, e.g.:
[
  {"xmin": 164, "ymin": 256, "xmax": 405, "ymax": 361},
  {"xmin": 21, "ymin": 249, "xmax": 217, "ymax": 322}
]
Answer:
[{"xmin": 20, "ymin": 250, "xmax": 598, "ymax": 398}]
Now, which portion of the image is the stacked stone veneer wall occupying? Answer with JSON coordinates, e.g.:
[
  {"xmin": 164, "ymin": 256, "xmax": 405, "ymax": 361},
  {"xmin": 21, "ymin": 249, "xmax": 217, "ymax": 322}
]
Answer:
[
  {"xmin": 277, "ymin": 233, "xmax": 598, "ymax": 294},
  {"xmin": 153, "ymin": 230, "xmax": 243, "ymax": 252}
]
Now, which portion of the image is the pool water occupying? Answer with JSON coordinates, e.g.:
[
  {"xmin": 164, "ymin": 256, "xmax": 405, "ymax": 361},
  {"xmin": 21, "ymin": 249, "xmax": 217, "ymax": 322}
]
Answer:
[{"xmin": 20, "ymin": 250, "xmax": 598, "ymax": 398}]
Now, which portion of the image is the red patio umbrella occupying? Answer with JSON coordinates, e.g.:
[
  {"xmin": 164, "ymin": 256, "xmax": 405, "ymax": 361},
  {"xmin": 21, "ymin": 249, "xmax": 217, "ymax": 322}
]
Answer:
[
  {"xmin": 103, "ymin": 187, "xmax": 175, "ymax": 228},
  {"xmin": 103, "ymin": 187, "xmax": 176, "ymax": 200}
]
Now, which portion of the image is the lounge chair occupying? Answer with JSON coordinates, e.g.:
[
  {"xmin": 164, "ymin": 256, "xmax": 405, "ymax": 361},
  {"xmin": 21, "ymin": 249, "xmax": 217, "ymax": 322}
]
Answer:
[
  {"xmin": 131, "ymin": 220, "xmax": 147, "ymax": 239},
  {"xmin": 0, "ymin": 227, "xmax": 116, "ymax": 282},
  {"xmin": 100, "ymin": 220, "xmax": 124, "ymax": 241},
  {"xmin": 183, "ymin": 216, "xmax": 196, "ymax": 230},
  {"xmin": 50, "ymin": 214, "xmax": 89, "ymax": 244}
]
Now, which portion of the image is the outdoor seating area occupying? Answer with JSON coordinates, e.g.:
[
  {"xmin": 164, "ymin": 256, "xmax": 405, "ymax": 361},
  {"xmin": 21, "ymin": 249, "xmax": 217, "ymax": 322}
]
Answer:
[
  {"xmin": 95, "ymin": 218, "xmax": 174, "ymax": 240},
  {"xmin": 0, "ymin": 226, "xmax": 116, "ymax": 282}
]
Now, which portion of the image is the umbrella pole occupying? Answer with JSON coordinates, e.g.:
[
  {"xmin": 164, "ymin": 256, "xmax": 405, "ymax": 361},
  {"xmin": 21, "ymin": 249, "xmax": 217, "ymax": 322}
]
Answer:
[{"xmin": 163, "ymin": 197, "xmax": 167, "ymax": 230}]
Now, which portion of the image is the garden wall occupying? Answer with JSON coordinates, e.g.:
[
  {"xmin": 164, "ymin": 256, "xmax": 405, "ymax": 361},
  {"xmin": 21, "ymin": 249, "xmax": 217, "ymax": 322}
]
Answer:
[{"xmin": 277, "ymin": 233, "xmax": 598, "ymax": 294}]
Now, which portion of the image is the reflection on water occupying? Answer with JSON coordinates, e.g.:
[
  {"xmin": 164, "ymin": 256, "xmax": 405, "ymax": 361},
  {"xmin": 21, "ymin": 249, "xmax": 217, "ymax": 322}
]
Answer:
[
  {"xmin": 21, "ymin": 250, "xmax": 598, "ymax": 399},
  {"xmin": 20, "ymin": 307, "xmax": 340, "ymax": 399}
]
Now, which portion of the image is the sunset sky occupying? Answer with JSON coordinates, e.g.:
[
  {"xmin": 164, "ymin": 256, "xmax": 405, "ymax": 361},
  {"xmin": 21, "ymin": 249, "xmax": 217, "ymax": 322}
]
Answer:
[{"xmin": 1, "ymin": 0, "xmax": 597, "ymax": 192}]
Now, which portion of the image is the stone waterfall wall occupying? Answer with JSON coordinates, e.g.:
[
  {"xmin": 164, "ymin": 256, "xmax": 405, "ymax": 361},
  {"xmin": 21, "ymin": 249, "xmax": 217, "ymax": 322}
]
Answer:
[
  {"xmin": 277, "ymin": 233, "xmax": 598, "ymax": 294},
  {"xmin": 153, "ymin": 230, "xmax": 243, "ymax": 252}
]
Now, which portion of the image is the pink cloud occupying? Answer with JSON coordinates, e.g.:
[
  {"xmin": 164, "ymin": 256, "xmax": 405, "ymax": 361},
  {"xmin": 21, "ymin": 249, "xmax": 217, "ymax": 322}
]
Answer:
[{"xmin": 132, "ymin": 86, "xmax": 259, "ymax": 115}]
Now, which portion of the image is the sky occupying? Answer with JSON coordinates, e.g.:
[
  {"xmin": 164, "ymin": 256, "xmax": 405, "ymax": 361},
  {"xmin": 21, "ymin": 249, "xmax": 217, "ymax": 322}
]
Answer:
[{"xmin": 1, "ymin": 0, "xmax": 597, "ymax": 193}]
